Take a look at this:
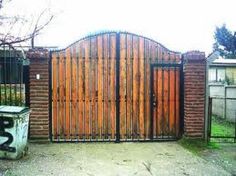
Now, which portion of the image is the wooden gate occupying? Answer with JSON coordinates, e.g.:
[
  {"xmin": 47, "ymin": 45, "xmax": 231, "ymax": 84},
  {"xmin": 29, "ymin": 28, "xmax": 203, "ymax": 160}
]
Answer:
[{"xmin": 50, "ymin": 32, "xmax": 183, "ymax": 142}]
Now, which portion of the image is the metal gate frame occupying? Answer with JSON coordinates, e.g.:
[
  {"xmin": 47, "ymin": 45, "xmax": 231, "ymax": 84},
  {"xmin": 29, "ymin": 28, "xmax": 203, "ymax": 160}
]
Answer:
[
  {"xmin": 150, "ymin": 62, "xmax": 184, "ymax": 141},
  {"xmin": 48, "ymin": 32, "xmax": 184, "ymax": 142}
]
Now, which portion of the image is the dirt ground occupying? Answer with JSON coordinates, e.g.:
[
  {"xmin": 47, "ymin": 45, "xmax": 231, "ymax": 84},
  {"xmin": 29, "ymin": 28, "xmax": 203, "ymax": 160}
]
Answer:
[
  {"xmin": 201, "ymin": 143, "xmax": 236, "ymax": 175},
  {"xmin": 0, "ymin": 142, "xmax": 232, "ymax": 176}
]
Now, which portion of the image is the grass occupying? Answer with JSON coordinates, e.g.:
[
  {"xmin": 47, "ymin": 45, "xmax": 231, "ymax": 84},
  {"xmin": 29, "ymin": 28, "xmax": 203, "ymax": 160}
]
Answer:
[
  {"xmin": 211, "ymin": 115, "xmax": 235, "ymax": 137},
  {"xmin": 178, "ymin": 137, "xmax": 220, "ymax": 155}
]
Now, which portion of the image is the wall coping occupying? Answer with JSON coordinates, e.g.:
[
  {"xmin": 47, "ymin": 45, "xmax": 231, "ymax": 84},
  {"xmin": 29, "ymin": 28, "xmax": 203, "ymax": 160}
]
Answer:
[{"xmin": 27, "ymin": 48, "xmax": 50, "ymax": 59}]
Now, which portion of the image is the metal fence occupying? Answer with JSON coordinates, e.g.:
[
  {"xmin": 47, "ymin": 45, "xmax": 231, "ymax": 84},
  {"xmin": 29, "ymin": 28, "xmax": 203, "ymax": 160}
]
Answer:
[
  {"xmin": 0, "ymin": 45, "xmax": 29, "ymax": 106},
  {"xmin": 208, "ymin": 97, "xmax": 236, "ymax": 143}
]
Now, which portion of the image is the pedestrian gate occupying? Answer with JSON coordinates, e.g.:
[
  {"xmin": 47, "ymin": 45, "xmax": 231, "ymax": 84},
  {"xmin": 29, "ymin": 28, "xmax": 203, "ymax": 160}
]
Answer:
[{"xmin": 50, "ymin": 32, "xmax": 183, "ymax": 142}]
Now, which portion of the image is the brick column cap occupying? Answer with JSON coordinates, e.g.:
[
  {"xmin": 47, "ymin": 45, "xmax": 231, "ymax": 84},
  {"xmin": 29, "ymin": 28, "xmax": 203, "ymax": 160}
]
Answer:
[
  {"xmin": 183, "ymin": 51, "xmax": 205, "ymax": 62},
  {"xmin": 27, "ymin": 48, "xmax": 50, "ymax": 59}
]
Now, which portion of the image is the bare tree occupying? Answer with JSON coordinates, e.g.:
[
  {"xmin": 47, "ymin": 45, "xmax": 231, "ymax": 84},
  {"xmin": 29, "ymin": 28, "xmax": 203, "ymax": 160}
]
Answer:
[{"xmin": 0, "ymin": 0, "xmax": 54, "ymax": 48}]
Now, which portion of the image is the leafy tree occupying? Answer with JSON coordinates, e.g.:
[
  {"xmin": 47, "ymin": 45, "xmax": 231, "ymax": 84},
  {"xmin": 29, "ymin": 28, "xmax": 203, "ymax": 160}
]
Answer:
[{"xmin": 213, "ymin": 24, "xmax": 236, "ymax": 58}]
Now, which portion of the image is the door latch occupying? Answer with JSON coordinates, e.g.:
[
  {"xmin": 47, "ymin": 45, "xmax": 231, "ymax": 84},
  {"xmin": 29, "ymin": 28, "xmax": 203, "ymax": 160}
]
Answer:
[{"xmin": 152, "ymin": 94, "xmax": 157, "ymax": 107}]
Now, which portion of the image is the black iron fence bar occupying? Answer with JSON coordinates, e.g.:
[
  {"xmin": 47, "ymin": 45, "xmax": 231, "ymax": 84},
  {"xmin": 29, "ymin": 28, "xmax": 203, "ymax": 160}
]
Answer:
[
  {"xmin": 208, "ymin": 96, "xmax": 236, "ymax": 143},
  {"xmin": 0, "ymin": 46, "xmax": 25, "ymax": 106},
  {"xmin": 207, "ymin": 97, "xmax": 212, "ymax": 143},
  {"xmin": 210, "ymin": 97, "xmax": 236, "ymax": 100}
]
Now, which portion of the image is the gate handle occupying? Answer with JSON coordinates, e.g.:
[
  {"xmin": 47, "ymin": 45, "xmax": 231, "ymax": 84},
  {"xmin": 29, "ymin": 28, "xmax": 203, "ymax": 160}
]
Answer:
[{"xmin": 153, "ymin": 94, "xmax": 157, "ymax": 107}]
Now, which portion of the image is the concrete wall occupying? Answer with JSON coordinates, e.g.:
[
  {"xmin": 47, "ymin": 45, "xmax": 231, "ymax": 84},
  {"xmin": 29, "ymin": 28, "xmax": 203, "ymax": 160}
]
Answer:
[{"xmin": 209, "ymin": 84, "xmax": 236, "ymax": 122}]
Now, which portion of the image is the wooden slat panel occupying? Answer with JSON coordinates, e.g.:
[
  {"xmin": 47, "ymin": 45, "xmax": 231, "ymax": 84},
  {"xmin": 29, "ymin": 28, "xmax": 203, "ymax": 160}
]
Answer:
[
  {"xmin": 144, "ymin": 40, "xmax": 150, "ymax": 138},
  {"xmin": 110, "ymin": 34, "xmax": 116, "ymax": 139},
  {"xmin": 84, "ymin": 40, "xmax": 90, "ymax": 139},
  {"xmin": 157, "ymin": 49, "xmax": 163, "ymax": 136},
  {"xmin": 119, "ymin": 34, "xmax": 126, "ymax": 139},
  {"xmin": 71, "ymin": 46, "xmax": 77, "ymax": 139},
  {"xmin": 163, "ymin": 52, "xmax": 169, "ymax": 135},
  {"xmin": 103, "ymin": 34, "xmax": 109, "ymax": 138},
  {"xmin": 78, "ymin": 42, "xmax": 84, "ymax": 139},
  {"xmin": 169, "ymin": 53, "xmax": 175, "ymax": 135},
  {"xmin": 132, "ymin": 35, "xmax": 139, "ymax": 137},
  {"xmin": 139, "ymin": 37, "xmax": 145, "ymax": 139},
  {"xmin": 59, "ymin": 52, "xmax": 65, "ymax": 138},
  {"xmin": 97, "ymin": 35, "xmax": 103, "ymax": 139},
  {"xmin": 65, "ymin": 48, "xmax": 71, "ymax": 139},
  {"xmin": 52, "ymin": 52, "xmax": 58, "ymax": 138},
  {"xmin": 90, "ymin": 37, "xmax": 97, "ymax": 139},
  {"xmin": 126, "ymin": 34, "xmax": 132, "ymax": 139}
]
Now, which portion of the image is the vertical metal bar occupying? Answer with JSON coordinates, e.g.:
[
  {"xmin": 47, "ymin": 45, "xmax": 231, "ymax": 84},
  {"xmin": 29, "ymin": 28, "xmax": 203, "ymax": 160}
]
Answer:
[
  {"xmin": 150, "ymin": 65, "xmax": 153, "ymax": 140},
  {"xmin": 207, "ymin": 97, "xmax": 212, "ymax": 143},
  {"xmin": 89, "ymin": 37, "xmax": 92, "ymax": 141},
  {"xmin": 76, "ymin": 45, "xmax": 79, "ymax": 141},
  {"xmin": 70, "ymin": 48, "xmax": 73, "ymax": 141},
  {"xmin": 102, "ymin": 35, "xmax": 105, "ymax": 141},
  {"xmin": 179, "ymin": 56, "xmax": 184, "ymax": 137},
  {"xmin": 4, "ymin": 45, "xmax": 7, "ymax": 105},
  {"xmin": 0, "ymin": 53, "xmax": 1, "ymax": 105},
  {"xmin": 19, "ymin": 54, "xmax": 23, "ymax": 106},
  {"xmin": 234, "ymin": 109, "xmax": 236, "ymax": 143},
  {"xmin": 0, "ymin": 53, "xmax": 2, "ymax": 104},
  {"xmin": 137, "ymin": 37, "xmax": 140, "ymax": 140},
  {"xmin": 64, "ymin": 55, "xmax": 66, "ymax": 141},
  {"xmin": 174, "ymin": 56, "xmax": 177, "ymax": 138},
  {"xmin": 155, "ymin": 46, "xmax": 158, "ymax": 139},
  {"xmin": 14, "ymin": 49, "xmax": 17, "ymax": 105},
  {"xmin": 115, "ymin": 32, "xmax": 120, "ymax": 143},
  {"xmin": 24, "ymin": 65, "xmax": 30, "ymax": 107},
  {"xmin": 108, "ymin": 34, "xmax": 111, "ymax": 141},
  {"xmin": 161, "ymin": 52, "xmax": 164, "ymax": 138},
  {"xmin": 168, "ymin": 53, "xmax": 170, "ymax": 138},
  {"xmin": 49, "ymin": 51, "xmax": 53, "ymax": 141},
  {"xmin": 125, "ymin": 34, "xmax": 128, "ymax": 140},
  {"xmin": 56, "ymin": 54, "xmax": 60, "ymax": 141},
  {"xmin": 143, "ymin": 39, "xmax": 146, "ymax": 139},
  {"xmin": 9, "ymin": 47, "xmax": 12, "ymax": 105},
  {"xmin": 96, "ymin": 37, "xmax": 99, "ymax": 141},
  {"xmin": 131, "ymin": 35, "xmax": 134, "ymax": 140},
  {"xmin": 82, "ymin": 48, "xmax": 85, "ymax": 141}
]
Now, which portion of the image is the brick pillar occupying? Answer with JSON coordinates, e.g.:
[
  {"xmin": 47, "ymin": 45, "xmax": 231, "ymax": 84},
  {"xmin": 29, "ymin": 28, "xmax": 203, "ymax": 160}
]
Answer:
[
  {"xmin": 183, "ymin": 51, "xmax": 206, "ymax": 138},
  {"xmin": 27, "ymin": 48, "xmax": 50, "ymax": 140}
]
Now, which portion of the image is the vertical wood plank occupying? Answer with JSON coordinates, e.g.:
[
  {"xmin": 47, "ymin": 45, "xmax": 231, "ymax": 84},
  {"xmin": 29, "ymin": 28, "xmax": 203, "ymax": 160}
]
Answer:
[
  {"xmin": 103, "ymin": 34, "xmax": 109, "ymax": 139},
  {"xmin": 126, "ymin": 34, "xmax": 132, "ymax": 139},
  {"xmin": 132, "ymin": 35, "xmax": 139, "ymax": 138},
  {"xmin": 59, "ymin": 52, "xmax": 65, "ymax": 138},
  {"xmin": 78, "ymin": 42, "xmax": 84, "ymax": 139},
  {"xmin": 157, "ymin": 48, "xmax": 163, "ymax": 136},
  {"xmin": 52, "ymin": 52, "xmax": 58, "ymax": 139},
  {"xmin": 84, "ymin": 39, "xmax": 90, "ymax": 139},
  {"xmin": 65, "ymin": 48, "xmax": 71, "ymax": 139},
  {"xmin": 91, "ymin": 37, "xmax": 97, "ymax": 139},
  {"xmin": 169, "ymin": 53, "xmax": 175, "ymax": 136},
  {"xmin": 119, "ymin": 34, "xmax": 126, "ymax": 139},
  {"xmin": 97, "ymin": 35, "xmax": 103, "ymax": 139},
  {"xmin": 145, "ymin": 40, "xmax": 150, "ymax": 138},
  {"xmin": 139, "ymin": 37, "xmax": 145, "ymax": 139},
  {"xmin": 110, "ymin": 34, "xmax": 116, "ymax": 139},
  {"xmin": 71, "ymin": 46, "xmax": 77, "ymax": 139}
]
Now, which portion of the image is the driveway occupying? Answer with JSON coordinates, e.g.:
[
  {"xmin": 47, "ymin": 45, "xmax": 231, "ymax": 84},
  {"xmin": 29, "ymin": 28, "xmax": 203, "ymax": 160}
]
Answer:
[{"xmin": 0, "ymin": 142, "xmax": 230, "ymax": 176}]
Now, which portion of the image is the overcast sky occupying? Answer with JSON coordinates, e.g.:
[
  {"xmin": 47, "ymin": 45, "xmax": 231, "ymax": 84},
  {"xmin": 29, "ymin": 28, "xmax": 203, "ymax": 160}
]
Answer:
[{"xmin": 7, "ymin": 0, "xmax": 236, "ymax": 55}]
